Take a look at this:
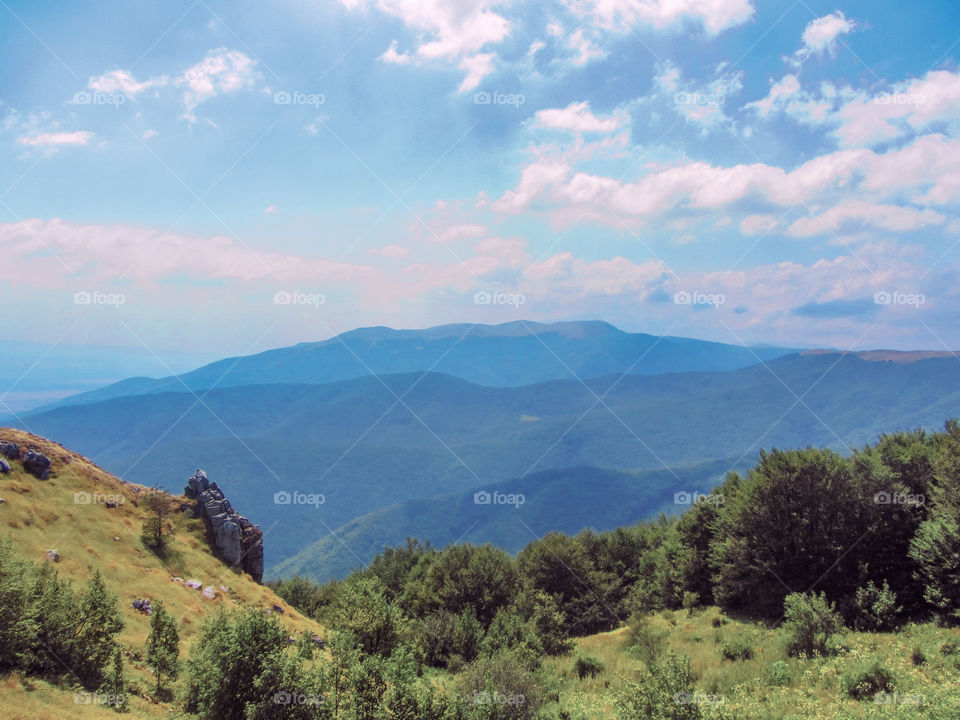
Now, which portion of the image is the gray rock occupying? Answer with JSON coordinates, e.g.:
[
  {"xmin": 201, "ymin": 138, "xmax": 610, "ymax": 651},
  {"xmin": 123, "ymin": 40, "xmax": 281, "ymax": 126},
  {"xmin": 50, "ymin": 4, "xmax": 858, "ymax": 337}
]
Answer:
[
  {"xmin": 46, "ymin": 549, "xmax": 60, "ymax": 562},
  {"xmin": 185, "ymin": 470, "xmax": 264, "ymax": 583},
  {"xmin": 0, "ymin": 441, "xmax": 18, "ymax": 460},
  {"xmin": 22, "ymin": 450, "xmax": 51, "ymax": 479},
  {"xmin": 0, "ymin": 458, "xmax": 10, "ymax": 474}
]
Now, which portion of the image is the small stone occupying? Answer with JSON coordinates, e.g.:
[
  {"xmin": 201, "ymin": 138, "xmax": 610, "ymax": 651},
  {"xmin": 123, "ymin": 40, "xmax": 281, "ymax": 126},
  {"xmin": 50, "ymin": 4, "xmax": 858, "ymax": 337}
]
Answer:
[
  {"xmin": 112, "ymin": 536, "xmax": 120, "ymax": 542},
  {"xmin": 46, "ymin": 549, "xmax": 60, "ymax": 562},
  {"xmin": 202, "ymin": 586, "xmax": 216, "ymax": 599},
  {"xmin": 185, "ymin": 579, "xmax": 202, "ymax": 590},
  {"xmin": 170, "ymin": 577, "xmax": 184, "ymax": 583},
  {"xmin": 0, "ymin": 458, "xmax": 10, "ymax": 474}
]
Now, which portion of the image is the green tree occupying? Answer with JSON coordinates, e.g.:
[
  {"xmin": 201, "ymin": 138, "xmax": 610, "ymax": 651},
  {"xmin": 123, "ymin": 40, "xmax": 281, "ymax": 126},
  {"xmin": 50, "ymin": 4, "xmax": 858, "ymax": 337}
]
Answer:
[
  {"xmin": 141, "ymin": 487, "xmax": 175, "ymax": 555},
  {"xmin": 616, "ymin": 651, "xmax": 700, "ymax": 720},
  {"xmin": 782, "ymin": 592, "xmax": 842, "ymax": 657},
  {"xmin": 329, "ymin": 576, "xmax": 404, "ymax": 657},
  {"xmin": 146, "ymin": 600, "xmax": 179, "ymax": 696},
  {"xmin": 105, "ymin": 646, "xmax": 127, "ymax": 712}
]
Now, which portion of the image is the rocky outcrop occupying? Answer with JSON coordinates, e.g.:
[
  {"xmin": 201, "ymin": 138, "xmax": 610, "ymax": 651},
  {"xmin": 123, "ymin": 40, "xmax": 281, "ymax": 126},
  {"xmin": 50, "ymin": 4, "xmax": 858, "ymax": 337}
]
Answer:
[
  {"xmin": 184, "ymin": 470, "xmax": 264, "ymax": 583},
  {"xmin": 22, "ymin": 450, "xmax": 51, "ymax": 479}
]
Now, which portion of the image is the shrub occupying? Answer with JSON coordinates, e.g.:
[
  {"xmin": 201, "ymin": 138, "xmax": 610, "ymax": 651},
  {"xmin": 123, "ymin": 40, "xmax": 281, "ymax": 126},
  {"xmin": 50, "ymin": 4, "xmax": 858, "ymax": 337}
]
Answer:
[
  {"xmin": 616, "ymin": 651, "xmax": 701, "ymax": 720},
  {"xmin": 782, "ymin": 592, "xmax": 842, "ymax": 657},
  {"xmin": 625, "ymin": 614, "xmax": 668, "ymax": 667},
  {"xmin": 768, "ymin": 660, "xmax": 790, "ymax": 686},
  {"xmin": 455, "ymin": 653, "xmax": 545, "ymax": 720},
  {"xmin": 574, "ymin": 655, "xmax": 604, "ymax": 680},
  {"xmin": 910, "ymin": 647, "xmax": 927, "ymax": 666},
  {"xmin": 719, "ymin": 632, "xmax": 753, "ymax": 661},
  {"xmin": 840, "ymin": 661, "xmax": 896, "ymax": 700},
  {"xmin": 940, "ymin": 640, "xmax": 959, "ymax": 655},
  {"xmin": 853, "ymin": 580, "xmax": 902, "ymax": 631}
]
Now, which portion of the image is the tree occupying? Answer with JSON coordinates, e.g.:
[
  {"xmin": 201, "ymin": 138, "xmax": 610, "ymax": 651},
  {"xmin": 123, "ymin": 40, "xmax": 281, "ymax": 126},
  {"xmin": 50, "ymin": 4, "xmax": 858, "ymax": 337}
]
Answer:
[
  {"xmin": 141, "ymin": 487, "xmax": 175, "ymax": 555},
  {"xmin": 183, "ymin": 607, "xmax": 290, "ymax": 720},
  {"xmin": 712, "ymin": 448, "xmax": 868, "ymax": 617},
  {"xmin": 329, "ymin": 576, "xmax": 404, "ymax": 657},
  {"xmin": 105, "ymin": 646, "xmax": 127, "ymax": 712},
  {"xmin": 146, "ymin": 600, "xmax": 180, "ymax": 696},
  {"xmin": 782, "ymin": 592, "xmax": 842, "ymax": 657}
]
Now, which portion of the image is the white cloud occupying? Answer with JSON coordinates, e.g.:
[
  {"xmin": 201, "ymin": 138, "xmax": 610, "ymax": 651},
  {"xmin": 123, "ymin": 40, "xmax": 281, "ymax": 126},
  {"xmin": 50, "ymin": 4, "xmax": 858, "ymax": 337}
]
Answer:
[
  {"xmin": 345, "ymin": 0, "xmax": 509, "ymax": 91},
  {"xmin": 142, "ymin": 129, "xmax": 159, "ymax": 140},
  {"xmin": 180, "ymin": 48, "xmax": 259, "ymax": 122},
  {"xmin": 566, "ymin": 29, "xmax": 606, "ymax": 66},
  {"xmin": 800, "ymin": 11, "xmax": 855, "ymax": 57},
  {"xmin": 564, "ymin": 0, "xmax": 755, "ymax": 35},
  {"xmin": 264, "ymin": 204, "xmax": 278, "ymax": 214},
  {"xmin": 531, "ymin": 101, "xmax": 626, "ymax": 134},
  {"xmin": 379, "ymin": 40, "xmax": 411, "ymax": 64},
  {"xmin": 17, "ymin": 131, "xmax": 93, "ymax": 147},
  {"xmin": 88, "ymin": 69, "xmax": 168, "ymax": 97},
  {"xmin": 786, "ymin": 200, "xmax": 946, "ymax": 237}
]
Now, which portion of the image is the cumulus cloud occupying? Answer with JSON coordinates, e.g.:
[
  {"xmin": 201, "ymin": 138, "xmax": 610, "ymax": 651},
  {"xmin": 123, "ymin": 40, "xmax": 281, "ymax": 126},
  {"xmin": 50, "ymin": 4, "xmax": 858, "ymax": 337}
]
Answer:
[
  {"xmin": 798, "ymin": 11, "xmax": 856, "ymax": 60},
  {"xmin": 369, "ymin": 243, "xmax": 411, "ymax": 258},
  {"xmin": 379, "ymin": 40, "xmax": 411, "ymax": 64},
  {"xmin": 179, "ymin": 48, "xmax": 259, "ymax": 122},
  {"xmin": 88, "ymin": 69, "xmax": 168, "ymax": 96},
  {"xmin": 531, "ymin": 101, "xmax": 627, "ymax": 134},
  {"xmin": 565, "ymin": 0, "xmax": 755, "ymax": 35}
]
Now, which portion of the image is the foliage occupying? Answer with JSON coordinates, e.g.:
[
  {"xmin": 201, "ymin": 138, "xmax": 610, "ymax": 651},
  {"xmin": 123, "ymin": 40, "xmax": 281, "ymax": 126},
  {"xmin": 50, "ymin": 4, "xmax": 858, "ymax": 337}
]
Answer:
[
  {"xmin": 782, "ymin": 592, "xmax": 842, "ymax": 658},
  {"xmin": 145, "ymin": 600, "xmax": 179, "ymax": 696},
  {"xmin": 616, "ymin": 652, "xmax": 701, "ymax": 720},
  {"xmin": 853, "ymin": 580, "xmax": 902, "ymax": 631},
  {"xmin": 839, "ymin": 660, "xmax": 896, "ymax": 700}
]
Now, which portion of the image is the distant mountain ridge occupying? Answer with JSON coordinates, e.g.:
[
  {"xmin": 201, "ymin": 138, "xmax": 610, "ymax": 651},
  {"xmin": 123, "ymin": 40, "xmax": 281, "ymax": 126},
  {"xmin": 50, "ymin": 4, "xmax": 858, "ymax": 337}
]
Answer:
[
  {"xmin": 31, "ymin": 320, "xmax": 796, "ymax": 412},
  {"xmin": 14, "ymin": 352, "xmax": 960, "ymax": 577}
]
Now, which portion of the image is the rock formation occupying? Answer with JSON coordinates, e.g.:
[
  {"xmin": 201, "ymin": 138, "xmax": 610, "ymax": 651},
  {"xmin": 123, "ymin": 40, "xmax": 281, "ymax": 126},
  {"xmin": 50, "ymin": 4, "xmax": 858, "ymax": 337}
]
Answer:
[
  {"xmin": 184, "ymin": 469, "xmax": 264, "ymax": 582},
  {"xmin": 22, "ymin": 450, "xmax": 51, "ymax": 479}
]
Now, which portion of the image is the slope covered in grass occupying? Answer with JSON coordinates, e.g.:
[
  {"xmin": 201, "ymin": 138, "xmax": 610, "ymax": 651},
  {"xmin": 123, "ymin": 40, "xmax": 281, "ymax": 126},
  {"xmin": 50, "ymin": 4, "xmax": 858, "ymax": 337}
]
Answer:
[{"xmin": 0, "ymin": 428, "xmax": 325, "ymax": 720}]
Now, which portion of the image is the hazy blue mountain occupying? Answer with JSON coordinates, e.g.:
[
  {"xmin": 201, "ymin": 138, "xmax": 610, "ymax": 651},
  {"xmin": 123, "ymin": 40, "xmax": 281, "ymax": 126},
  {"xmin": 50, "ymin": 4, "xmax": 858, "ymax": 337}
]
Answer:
[
  {"xmin": 271, "ymin": 459, "xmax": 749, "ymax": 583},
  {"xmin": 33, "ymin": 320, "xmax": 795, "ymax": 411},
  {"xmin": 14, "ymin": 351, "xmax": 960, "ymax": 576}
]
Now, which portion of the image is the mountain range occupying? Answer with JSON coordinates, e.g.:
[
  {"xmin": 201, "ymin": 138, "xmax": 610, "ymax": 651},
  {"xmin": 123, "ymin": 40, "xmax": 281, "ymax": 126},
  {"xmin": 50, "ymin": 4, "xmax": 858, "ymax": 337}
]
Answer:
[{"xmin": 10, "ymin": 320, "xmax": 960, "ymax": 582}]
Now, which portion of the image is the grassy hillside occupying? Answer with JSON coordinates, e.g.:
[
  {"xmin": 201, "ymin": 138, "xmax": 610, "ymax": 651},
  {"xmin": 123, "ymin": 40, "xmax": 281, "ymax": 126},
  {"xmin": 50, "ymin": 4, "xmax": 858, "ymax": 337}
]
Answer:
[
  {"xmin": 541, "ymin": 607, "xmax": 960, "ymax": 719},
  {"xmin": 274, "ymin": 459, "xmax": 749, "ymax": 583},
  {"xmin": 0, "ymin": 428, "xmax": 325, "ymax": 720},
  {"xmin": 15, "ymin": 353, "xmax": 960, "ymax": 576}
]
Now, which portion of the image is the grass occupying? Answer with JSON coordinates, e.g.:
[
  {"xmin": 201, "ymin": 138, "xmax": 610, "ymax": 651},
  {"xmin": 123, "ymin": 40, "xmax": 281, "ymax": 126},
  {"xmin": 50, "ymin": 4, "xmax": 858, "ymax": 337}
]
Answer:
[
  {"xmin": 0, "ymin": 428, "xmax": 326, "ymax": 719},
  {"xmin": 542, "ymin": 608, "xmax": 960, "ymax": 719}
]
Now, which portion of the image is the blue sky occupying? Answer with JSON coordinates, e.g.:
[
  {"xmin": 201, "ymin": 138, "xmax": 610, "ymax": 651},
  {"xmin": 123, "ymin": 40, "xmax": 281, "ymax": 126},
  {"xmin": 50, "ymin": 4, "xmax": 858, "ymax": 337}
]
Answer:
[{"xmin": 2, "ymin": 0, "xmax": 960, "ymax": 361}]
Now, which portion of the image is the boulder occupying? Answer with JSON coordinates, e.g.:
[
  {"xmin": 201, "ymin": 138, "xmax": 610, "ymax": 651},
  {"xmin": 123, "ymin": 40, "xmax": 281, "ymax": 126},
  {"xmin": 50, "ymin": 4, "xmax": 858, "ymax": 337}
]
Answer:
[
  {"xmin": 202, "ymin": 585, "xmax": 216, "ymax": 599},
  {"xmin": 186, "ymin": 579, "xmax": 202, "ymax": 590},
  {"xmin": 0, "ymin": 458, "xmax": 9, "ymax": 474},
  {"xmin": 46, "ymin": 549, "xmax": 60, "ymax": 562},
  {"xmin": 22, "ymin": 450, "xmax": 51, "ymax": 479},
  {"xmin": 0, "ymin": 441, "xmax": 18, "ymax": 460}
]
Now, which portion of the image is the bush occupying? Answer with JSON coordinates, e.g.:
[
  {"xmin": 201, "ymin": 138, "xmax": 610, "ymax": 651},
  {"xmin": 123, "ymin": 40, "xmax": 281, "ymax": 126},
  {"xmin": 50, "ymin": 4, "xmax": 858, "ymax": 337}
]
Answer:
[
  {"xmin": 616, "ymin": 651, "xmax": 701, "ymax": 720},
  {"xmin": 574, "ymin": 655, "xmax": 604, "ymax": 680},
  {"xmin": 782, "ymin": 592, "xmax": 842, "ymax": 658},
  {"xmin": 455, "ymin": 653, "xmax": 545, "ymax": 720},
  {"xmin": 840, "ymin": 661, "xmax": 896, "ymax": 700},
  {"xmin": 910, "ymin": 647, "xmax": 927, "ymax": 666},
  {"xmin": 719, "ymin": 632, "xmax": 753, "ymax": 661},
  {"xmin": 768, "ymin": 660, "xmax": 790, "ymax": 686},
  {"xmin": 940, "ymin": 640, "xmax": 959, "ymax": 655},
  {"xmin": 625, "ymin": 614, "xmax": 668, "ymax": 667},
  {"xmin": 853, "ymin": 580, "xmax": 902, "ymax": 631}
]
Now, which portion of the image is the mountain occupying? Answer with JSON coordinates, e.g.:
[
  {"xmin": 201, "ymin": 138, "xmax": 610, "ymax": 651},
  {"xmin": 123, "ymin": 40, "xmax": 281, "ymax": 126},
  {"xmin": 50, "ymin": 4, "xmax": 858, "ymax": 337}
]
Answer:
[
  {"xmin": 272, "ymin": 458, "xmax": 749, "ymax": 583},
  {"xmin": 14, "ymin": 351, "xmax": 960, "ymax": 577},
  {"xmin": 32, "ymin": 320, "xmax": 796, "ymax": 411}
]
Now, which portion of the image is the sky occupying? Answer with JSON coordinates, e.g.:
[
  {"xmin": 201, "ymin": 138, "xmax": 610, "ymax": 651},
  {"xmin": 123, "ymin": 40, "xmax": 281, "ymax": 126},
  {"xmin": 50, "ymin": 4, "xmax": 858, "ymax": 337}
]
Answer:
[{"xmin": 2, "ymin": 0, "xmax": 960, "ymax": 363}]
